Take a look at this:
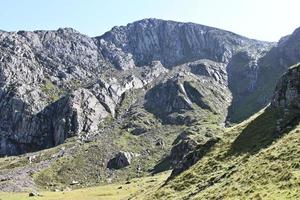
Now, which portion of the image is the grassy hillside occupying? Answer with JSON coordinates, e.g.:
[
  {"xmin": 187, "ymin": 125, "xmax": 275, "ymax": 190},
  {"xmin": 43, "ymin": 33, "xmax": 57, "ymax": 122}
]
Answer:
[{"xmin": 140, "ymin": 107, "xmax": 300, "ymax": 199}]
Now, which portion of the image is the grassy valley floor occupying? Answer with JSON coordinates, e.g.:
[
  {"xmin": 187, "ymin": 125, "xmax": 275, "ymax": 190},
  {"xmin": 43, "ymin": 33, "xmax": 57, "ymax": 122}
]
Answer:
[{"xmin": 0, "ymin": 172, "xmax": 170, "ymax": 200}]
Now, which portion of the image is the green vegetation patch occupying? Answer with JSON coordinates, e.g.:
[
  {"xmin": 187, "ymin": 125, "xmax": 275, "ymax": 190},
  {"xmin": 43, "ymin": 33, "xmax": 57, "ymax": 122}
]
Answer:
[{"xmin": 40, "ymin": 80, "xmax": 65, "ymax": 103}]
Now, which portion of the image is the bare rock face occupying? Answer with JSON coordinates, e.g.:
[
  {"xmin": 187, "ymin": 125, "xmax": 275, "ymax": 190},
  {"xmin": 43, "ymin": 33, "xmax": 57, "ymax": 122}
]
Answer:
[
  {"xmin": 0, "ymin": 88, "xmax": 110, "ymax": 155},
  {"xmin": 144, "ymin": 60, "xmax": 231, "ymax": 124},
  {"xmin": 99, "ymin": 39, "xmax": 135, "ymax": 70},
  {"xmin": 98, "ymin": 18, "xmax": 271, "ymax": 67},
  {"xmin": 39, "ymin": 88, "xmax": 110, "ymax": 146}
]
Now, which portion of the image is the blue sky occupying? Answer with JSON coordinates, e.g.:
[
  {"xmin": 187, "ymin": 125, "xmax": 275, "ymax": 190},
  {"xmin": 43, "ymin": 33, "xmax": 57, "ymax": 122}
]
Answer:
[{"xmin": 1, "ymin": 0, "xmax": 300, "ymax": 41}]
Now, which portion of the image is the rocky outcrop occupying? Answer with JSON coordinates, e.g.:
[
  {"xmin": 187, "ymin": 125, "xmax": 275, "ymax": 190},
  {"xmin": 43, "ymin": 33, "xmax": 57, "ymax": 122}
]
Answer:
[
  {"xmin": 271, "ymin": 64, "xmax": 300, "ymax": 133},
  {"xmin": 145, "ymin": 77, "xmax": 195, "ymax": 115},
  {"xmin": 107, "ymin": 151, "xmax": 137, "ymax": 169},
  {"xmin": 169, "ymin": 133, "xmax": 198, "ymax": 167},
  {"xmin": 272, "ymin": 64, "xmax": 300, "ymax": 108},
  {"xmin": 38, "ymin": 88, "xmax": 110, "ymax": 145},
  {"xmin": 144, "ymin": 60, "xmax": 231, "ymax": 124},
  {"xmin": 171, "ymin": 137, "xmax": 219, "ymax": 177},
  {"xmin": 189, "ymin": 59, "xmax": 228, "ymax": 86},
  {"xmin": 0, "ymin": 88, "xmax": 110, "ymax": 155}
]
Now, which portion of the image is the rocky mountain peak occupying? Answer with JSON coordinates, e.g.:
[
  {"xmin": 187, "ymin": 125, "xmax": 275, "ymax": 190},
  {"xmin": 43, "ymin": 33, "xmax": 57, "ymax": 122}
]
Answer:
[{"xmin": 98, "ymin": 19, "xmax": 273, "ymax": 68}]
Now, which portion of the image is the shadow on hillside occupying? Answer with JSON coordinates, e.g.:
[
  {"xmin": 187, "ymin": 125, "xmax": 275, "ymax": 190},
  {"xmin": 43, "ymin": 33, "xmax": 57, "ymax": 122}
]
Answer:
[
  {"xmin": 229, "ymin": 107, "xmax": 300, "ymax": 155},
  {"xmin": 151, "ymin": 156, "xmax": 172, "ymax": 174}
]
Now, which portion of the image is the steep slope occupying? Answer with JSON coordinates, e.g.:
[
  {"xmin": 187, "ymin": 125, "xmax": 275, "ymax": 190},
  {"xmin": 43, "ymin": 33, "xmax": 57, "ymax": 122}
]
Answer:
[
  {"xmin": 143, "ymin": 64, "xmax": 300, "ymax": 200},
  {"xmin": 0, "ymin": 28, "xmax": 164, "ymax": 155},
  {"xmin": 228, "ymin": 26, "xmax": 300, "ymax": 122},
  {"xmin": 144, "ymin": 60, "xmax": 231, "ymax": 124},
  {"xmin": 98, "ymin": 19, "xmax": 282, "ymax": 124}
]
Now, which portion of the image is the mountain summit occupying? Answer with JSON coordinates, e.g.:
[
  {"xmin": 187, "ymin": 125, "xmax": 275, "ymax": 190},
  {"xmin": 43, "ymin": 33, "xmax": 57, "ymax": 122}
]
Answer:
[{"xmin": 99, "ymin": 18, "xmax": 271, "ymax": 67}]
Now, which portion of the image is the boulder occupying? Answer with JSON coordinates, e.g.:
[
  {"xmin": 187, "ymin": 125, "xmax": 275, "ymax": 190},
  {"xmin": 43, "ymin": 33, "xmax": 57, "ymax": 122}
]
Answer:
[
  {"xmin": 107, "ymin": 151, "xmax": 136, "ymax": 169},
  {"xmin": 155, "ymin": 138, "xmax": 165, "ymax": 148},
  {"xmin": 169, "ymin": 135, "xmax": 198, "ymax": 167},
  {"xmin": 28, "ymin": 192, "xmax": 39, "ymax": 197},
  {"xmin": 171, "ymin": 137, "xmax": 219, "ymax": 177},
  {"xmin": 70, "ymin": 180, "xmax": 79, "ymax": 185}
]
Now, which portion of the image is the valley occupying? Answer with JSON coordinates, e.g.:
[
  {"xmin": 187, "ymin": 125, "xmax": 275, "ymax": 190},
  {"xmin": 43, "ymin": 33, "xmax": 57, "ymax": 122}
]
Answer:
[{"xmin": 0, "ymin": 18, "xmax": 300, "ymax": 199}]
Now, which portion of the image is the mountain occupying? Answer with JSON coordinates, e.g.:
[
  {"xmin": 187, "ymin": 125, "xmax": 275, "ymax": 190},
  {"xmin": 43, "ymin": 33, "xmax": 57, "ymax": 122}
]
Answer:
[
  {"xmin": 0, "ymin": 18, "xmax": 274, "ymax": 156},
  {"xmin": 0, "ymin": 18, "xmax": 299, "ymax": 195}
]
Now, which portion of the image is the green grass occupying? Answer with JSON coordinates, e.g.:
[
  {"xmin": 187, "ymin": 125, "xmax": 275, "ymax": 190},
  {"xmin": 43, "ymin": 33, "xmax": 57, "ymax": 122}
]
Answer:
[
  {"xmin": 0, "ymin": 172, "xmax": 170, "ymax": 200},
  {"xmin": 0, "ymin": 140, "xmax": 75, "ymax": 171},
  {"xmin": 230, "ymin": 107, "xmax": 280, "ymax": 154},
  {"xmin": 40, "ymin": 80, "xmax": 65, "ymax": 102},
  {"xmin": 33, "ymin": 141, "xmax": 114, "ymax": 189}
]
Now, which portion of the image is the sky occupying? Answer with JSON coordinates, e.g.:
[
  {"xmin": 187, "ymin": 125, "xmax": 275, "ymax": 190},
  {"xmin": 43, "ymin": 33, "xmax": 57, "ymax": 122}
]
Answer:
[{"xmin": 1, "ymin": 0, "xmax": 300, "ymax": 41}]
